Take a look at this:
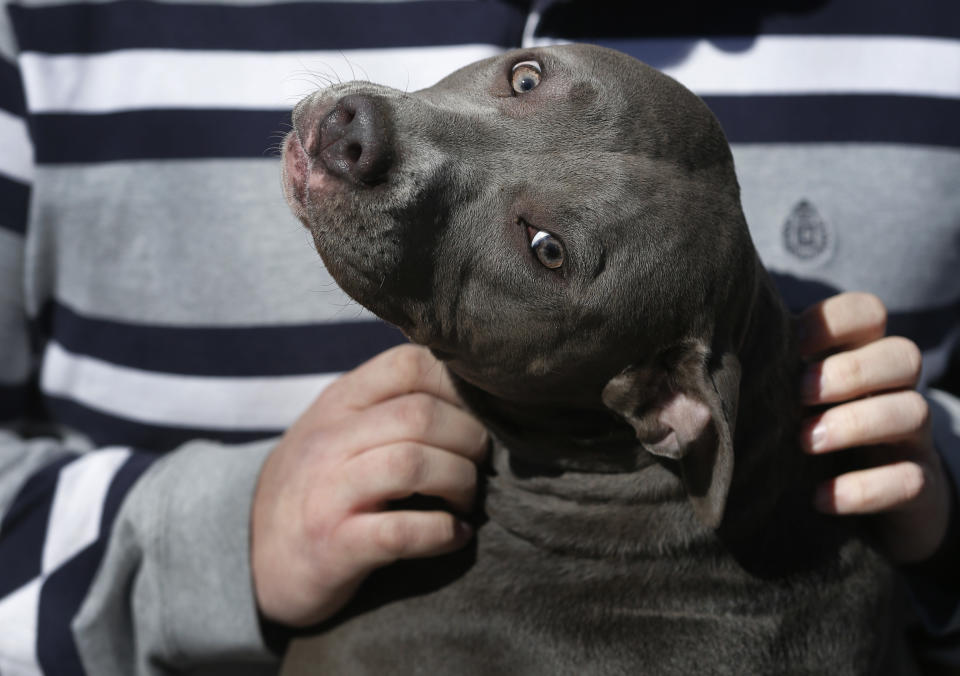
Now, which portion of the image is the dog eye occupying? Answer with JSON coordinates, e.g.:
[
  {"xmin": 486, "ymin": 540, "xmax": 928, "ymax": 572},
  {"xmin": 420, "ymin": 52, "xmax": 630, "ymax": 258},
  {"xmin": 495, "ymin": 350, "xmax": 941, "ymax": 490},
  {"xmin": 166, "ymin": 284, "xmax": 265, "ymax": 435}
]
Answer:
[
  {"xmin": 530, "ymin": 229, "xmax": 564, "ymax": 269},
  {"xmin": 510, "ymin": 60, "xmax": 542, "ymax": 94}
]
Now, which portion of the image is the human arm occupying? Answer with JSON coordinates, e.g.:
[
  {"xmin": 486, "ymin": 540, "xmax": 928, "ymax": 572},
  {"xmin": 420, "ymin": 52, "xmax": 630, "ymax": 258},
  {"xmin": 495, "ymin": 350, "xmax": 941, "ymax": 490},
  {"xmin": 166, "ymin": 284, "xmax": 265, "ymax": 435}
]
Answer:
[{"xmin": 3, "ymin": 344, "xmax": 486, "ymax": 675}]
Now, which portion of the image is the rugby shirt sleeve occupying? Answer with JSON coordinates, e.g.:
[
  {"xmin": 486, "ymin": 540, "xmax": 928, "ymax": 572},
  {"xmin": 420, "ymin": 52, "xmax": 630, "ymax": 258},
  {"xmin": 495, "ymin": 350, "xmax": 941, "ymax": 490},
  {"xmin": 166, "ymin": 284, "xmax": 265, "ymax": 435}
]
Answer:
[
  {"xmin": 0, "ymin": 16, "xmax": 277, "ymax": 675},
  {"xmin": 72, "ymin": 438, "xmax": 278, "ymax": 675},
  {"xmin": 1, "ymin": 433, "xmax": 278, "ymax": 675}
]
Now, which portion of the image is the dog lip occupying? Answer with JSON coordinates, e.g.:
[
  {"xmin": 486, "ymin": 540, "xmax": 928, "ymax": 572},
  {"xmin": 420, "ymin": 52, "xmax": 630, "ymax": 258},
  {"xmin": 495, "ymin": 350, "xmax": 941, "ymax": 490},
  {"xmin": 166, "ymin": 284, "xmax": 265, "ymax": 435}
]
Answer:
[
  {"xmin": 282, "ymin": 130, "xmax": 334, "ymax": 212},
  {"xmin": 291, "ymin": 96, "xmax": 327, "ymax": 155},
  {"xmin": 282, "ymin": 132, "xmax": 310, "ymax": 209}
]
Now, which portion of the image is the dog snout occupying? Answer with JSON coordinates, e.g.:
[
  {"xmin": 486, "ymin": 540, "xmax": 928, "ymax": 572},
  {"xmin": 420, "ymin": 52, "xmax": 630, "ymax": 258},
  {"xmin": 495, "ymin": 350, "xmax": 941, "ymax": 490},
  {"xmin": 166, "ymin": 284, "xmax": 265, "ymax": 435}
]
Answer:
[{"xmin": 316, "ymin": 94, "xmax": 394, "ymax": 185}]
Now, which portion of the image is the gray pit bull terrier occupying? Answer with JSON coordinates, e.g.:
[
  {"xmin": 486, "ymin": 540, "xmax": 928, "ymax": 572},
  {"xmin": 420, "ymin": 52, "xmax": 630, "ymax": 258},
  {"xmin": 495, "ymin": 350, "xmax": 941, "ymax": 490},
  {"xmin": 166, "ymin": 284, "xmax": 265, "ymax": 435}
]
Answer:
[{"xmin": 279, "ymin": 44, "xmax": 907, "ymax": 674}]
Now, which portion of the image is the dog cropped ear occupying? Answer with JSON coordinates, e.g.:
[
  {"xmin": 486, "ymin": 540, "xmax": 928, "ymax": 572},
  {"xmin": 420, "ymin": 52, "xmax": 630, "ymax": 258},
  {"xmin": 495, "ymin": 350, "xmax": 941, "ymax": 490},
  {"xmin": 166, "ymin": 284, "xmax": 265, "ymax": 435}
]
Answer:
[{"xmin": 602, "ymin": 345, "xmax": 741, "ymax": 529}]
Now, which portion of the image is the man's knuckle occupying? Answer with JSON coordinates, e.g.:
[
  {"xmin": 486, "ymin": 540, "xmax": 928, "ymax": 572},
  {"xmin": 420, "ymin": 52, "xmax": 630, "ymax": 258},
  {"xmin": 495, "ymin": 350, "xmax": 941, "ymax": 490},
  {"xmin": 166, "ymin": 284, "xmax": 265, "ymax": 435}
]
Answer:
[
  {"xmin": 384, "ymin": 443, "xmax": 427, "ymax": 486},
  {"xmin": 302, "ymin": 490, "xmax": 336, "ymax": 543},
  {"xmin": 386, "ymin": 345, "xmax": 430, "ymax": 387},
  {"xmin": 836, "ymin": 354, "xmax": 865, "ymax": 389},
  {"xmin": 395, "ymin": 393, "xmax": 438, "ymax": 437}
]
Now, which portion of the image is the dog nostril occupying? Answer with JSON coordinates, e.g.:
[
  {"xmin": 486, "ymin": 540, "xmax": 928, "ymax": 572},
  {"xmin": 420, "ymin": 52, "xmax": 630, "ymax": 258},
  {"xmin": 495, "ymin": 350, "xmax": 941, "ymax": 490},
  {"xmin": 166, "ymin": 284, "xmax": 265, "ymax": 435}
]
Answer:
[
  {"xmin": 318, "ymin": 93, "xmax": 393, "ymax": 184},
  {"xmin": 333, "ymin": 105, "xmax": 355, "ymax": 126}
]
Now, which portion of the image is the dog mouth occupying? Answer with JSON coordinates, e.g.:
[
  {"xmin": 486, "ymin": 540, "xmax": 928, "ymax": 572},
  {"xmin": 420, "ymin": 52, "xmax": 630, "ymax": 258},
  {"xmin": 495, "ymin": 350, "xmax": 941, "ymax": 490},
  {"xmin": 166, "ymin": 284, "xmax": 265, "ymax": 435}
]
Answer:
[
  {"xmin": 281, "ymin": 95, "xmax": 426, "ymax": 331},
  {"xmin": 281, "ymin": 130, "xmax": 333, "ymax": 223},
  {"xmin": 281, "ymin": 132, "xmax": 307, "ymax": 214}
]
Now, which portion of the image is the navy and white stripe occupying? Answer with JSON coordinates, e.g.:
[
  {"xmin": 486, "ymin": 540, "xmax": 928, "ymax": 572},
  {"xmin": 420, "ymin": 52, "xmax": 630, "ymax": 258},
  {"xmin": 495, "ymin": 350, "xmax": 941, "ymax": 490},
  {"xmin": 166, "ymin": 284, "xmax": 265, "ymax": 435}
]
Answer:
[
  {"xmin": 603, "ymin": 35, "xmax": 960, "ymax": 99},
  {"xmin": 0, "ymin": 54, "xmax": 30, "ymax": 236},
  {"xmin": 20, "ymin": 44, "xmax": 511, "ymax": 162},
  {"xmin": 0, "ymin": 450, "xmax": 155, "ymax": 675},
  {"xmin": 0, "ymin": 173, "xmax": 29, "ymax": 234},
  {"xmin": 18, "ymin": 46, "xmax": 511, "ymax": 112},
  {"xmin": 8, "ymin": 0, "xmax": 526, "ymax": 164},
  {"xmin": 535, "ymin": 0, "xmax": 959, "ymax": 41},
  {"xmin": 39, "ymin": 302, "xmax": 407, "ymax": 377},
  {"xmin": 31, "ymin": 304, "xmax": 405, "ymax": 448},
  {"xmin": 7, "ymin": 1, "xmax": 528, "ymax": 53},
  {"xmin": 534, "ymin": 3, "xmax": 960, "ymax": 150},
  {"xmin": 0, "ymin": 382, "xmax": 32, "ymax": 420},
  {"xmin": 704, "ymin": 95, "xmax": 960, "ymax": 147}
]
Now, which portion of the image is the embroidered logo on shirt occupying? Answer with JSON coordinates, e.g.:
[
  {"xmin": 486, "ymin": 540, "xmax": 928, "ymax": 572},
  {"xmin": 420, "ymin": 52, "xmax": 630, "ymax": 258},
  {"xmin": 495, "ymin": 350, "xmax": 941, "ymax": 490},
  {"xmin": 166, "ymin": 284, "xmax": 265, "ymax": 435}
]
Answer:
[{"xmin": 783, "ymin": 199, "xmax": 830, "ymax": 261}]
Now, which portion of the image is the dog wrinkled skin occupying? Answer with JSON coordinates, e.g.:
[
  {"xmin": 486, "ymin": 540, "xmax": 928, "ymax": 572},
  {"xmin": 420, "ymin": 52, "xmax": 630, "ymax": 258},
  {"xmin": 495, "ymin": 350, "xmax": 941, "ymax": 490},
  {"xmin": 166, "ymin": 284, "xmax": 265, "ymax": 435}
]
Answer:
[{"xmin": 281, "ymin": 45, "xmax": 904, "ymax": 675}]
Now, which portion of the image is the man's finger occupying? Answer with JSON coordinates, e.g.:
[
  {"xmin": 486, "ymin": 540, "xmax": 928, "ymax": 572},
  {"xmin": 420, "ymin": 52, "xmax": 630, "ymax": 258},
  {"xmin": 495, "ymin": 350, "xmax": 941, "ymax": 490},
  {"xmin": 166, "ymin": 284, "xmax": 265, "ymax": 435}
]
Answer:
[
  {"xmin": 796, "ymin": 292, "xmax": 887, "ymax": 357},
  {"xmin": 801, "ymin": 390, "xmax": 930, "ymax": 454},
  {"xmin": 323, "ymin": 393, "xmax": 489, "ymax": 463},
  {"xmin": 312, "ymin": 344, "xmax": 460, "ymax": 422},
  {"xmin": 340, "ymin": 442, "xmax": 478, "ymax": 514},
  {"xmin": 338, "ymin": 511, "xmax": 474, "ymax": 572},
  {"xmin": 801, "ymin": 336, "xmax": 922, "ymax": 405},
  {"xmin": 813, "ymin": 461, "xmax": 928, "ymax": 514}
]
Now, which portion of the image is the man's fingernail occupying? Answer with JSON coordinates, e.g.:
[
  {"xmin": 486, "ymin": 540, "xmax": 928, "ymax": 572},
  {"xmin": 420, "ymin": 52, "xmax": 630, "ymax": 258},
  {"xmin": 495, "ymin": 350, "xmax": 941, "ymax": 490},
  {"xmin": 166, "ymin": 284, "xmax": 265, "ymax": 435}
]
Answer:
[
  {"xmin": 803, "ymin": 420, "xmax": 828, "ymax": 453},
  {"xmin": 811, "ymin": 423, "xmax": 828, "ymax": 451}
]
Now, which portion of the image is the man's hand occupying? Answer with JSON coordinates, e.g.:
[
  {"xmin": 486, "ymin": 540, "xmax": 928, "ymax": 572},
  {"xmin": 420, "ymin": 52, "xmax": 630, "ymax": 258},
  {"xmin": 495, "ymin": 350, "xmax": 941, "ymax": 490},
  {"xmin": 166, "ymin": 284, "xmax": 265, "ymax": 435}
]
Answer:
[
  {"xmin": 796, "ymin": 292, "xmax": 951, "ymax": 563},
  {"xmin": 251, "ymin": 345, "xmax": 488, "ymax": 627}
]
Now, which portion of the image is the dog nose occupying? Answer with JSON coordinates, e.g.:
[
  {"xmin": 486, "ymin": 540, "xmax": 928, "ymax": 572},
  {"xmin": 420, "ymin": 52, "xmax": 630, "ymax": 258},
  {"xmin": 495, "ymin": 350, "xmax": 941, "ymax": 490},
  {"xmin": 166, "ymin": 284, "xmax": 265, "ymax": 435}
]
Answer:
[{"xmin": 317, "ymin": 94, "xmax": 394, "ymax": 185}]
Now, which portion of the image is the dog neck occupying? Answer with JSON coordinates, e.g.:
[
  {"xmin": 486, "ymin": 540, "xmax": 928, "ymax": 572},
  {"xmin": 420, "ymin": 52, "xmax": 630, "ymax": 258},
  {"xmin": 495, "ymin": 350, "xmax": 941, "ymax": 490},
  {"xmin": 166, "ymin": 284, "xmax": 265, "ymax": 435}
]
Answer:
[
  {"xmin": 452, "ymin": 386, "xmax": 654, "ymax": 473},
  {"xmin": 450, "ymin": 379, "xmax": 712, "ymax": 556},
  {"xmin": 485, "ymin": 438, "xmax": 715, "ymax": 558},
  {"xmin": 448, "ymin": 276, "xmax": 820, "ymax": 562}
]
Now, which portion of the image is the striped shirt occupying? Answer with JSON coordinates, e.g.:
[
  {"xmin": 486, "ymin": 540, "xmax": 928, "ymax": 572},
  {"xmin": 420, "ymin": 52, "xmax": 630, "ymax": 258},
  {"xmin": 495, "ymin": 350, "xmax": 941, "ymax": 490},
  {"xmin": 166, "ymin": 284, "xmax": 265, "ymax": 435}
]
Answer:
[{"xmin": 0, "ymin": 0, "xmax": 958, "ymax": 673}]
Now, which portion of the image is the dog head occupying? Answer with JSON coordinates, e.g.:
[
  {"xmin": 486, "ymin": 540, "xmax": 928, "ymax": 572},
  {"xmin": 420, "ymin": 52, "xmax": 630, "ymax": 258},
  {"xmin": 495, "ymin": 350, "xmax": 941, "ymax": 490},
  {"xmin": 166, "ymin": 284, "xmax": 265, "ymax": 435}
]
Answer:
[{"xmin": 283, "ymin": 44, "xmax": 784, "ymax": 528}]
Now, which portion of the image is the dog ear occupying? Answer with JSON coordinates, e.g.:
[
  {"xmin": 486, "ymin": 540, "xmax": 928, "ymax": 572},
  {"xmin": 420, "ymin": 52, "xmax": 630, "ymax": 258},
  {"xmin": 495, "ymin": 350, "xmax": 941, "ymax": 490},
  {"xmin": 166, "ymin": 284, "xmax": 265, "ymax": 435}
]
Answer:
[{"xmin": 601, "ymin": 344, "xmax": 741, "ymax": 529}]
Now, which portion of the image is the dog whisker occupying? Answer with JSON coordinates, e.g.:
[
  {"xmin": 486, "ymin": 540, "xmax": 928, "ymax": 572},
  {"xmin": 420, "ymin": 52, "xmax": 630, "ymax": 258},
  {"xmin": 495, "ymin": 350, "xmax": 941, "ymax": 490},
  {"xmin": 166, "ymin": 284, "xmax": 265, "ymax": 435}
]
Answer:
[
  {"xmin": 354, "ymin": 60, "xmax": 372, "ymax": 83},
  {"xmin": 337, "ymin": 51, "xmax": 358, "ymax": 83},
  {"xmin": 287, "ymin": 63, "xmax": 341, "ymax": 96}
]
